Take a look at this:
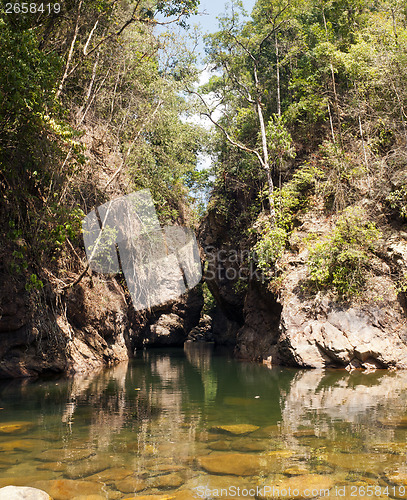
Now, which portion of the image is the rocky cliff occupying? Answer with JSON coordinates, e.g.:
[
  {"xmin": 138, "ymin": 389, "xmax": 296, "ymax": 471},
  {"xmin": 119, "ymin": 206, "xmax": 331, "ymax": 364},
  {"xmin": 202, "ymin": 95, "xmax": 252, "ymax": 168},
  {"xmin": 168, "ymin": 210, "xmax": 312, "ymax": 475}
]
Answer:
[
  {"xmin": 200, "ymin": 205, "xmax": 407, "ymax": 370},
  {"xmin": 0, "ymin": 258, "xmax": 203, "ymax": 378}
]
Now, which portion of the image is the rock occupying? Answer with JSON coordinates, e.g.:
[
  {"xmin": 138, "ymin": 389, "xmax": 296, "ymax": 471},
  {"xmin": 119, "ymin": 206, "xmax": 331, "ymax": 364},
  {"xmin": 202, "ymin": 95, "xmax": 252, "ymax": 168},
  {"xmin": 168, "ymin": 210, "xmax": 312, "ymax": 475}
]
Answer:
[
  {"xmin": 86, "ymin": 467, "xmax": 133, "ymax": 482},
  {"xmin": 32, "ymin": 479, "xmax": 104, "ymax": 500},
  {"xmin": 276, "ymin": 264, "xmax": 407, "ymax": 368},
  {"xmin": 283, "ymin": 467, "xmax": 310, "ymax": 476},
  {"xmin": 36, "ymin": 463, "xmax": 66, "ymax": 473},
  {"xmin": 147, "ymin": 314, "xmax": 186, "ymax": 346},
  {"xmin": 150, "ymin": 473, "xmax": 184, "ymax": 489},
  {"xmin": 231, "ymin": 438, "xmax": 268, "ymax": 452},
  {"xmin": 209, "ymin": 424, "xmax": 259, "ymax": 435},
  {"xmin": 198, "ymin": 453, "xmax": 263, "ymax": 476},
  {"xmin": 36, "ymin": 449, "xmax": 93, "ymax": 463},
  {"xmin": 186, "ymin": 315, "xmax": 213, "ymax": 342},
  {"xmin": 0, "ymin": 440, "xmax": 49, "ymax": 452},
  {"xmin": 64, "ymin": 457, "xmax": 117, "ymax": 479},
  {"xmin": 71, "ymin": 496, "xmax": 107, "ymax": 500},
  {"xmin": 114, "ymin": 477, "xmax": 146, "ymax": 493},
  {"xmin": 208, "ymin": 440, "xmax": 231, "ymax": 451},
  {"xmin": 235, "ymin": 281, "xmax": 282, "ymax": 360},
  {"xmin": 324, "ymin": 452, "xmax": 399, "ymax": 474},
  {"xmin": 197, "ymin": 452, "xmax": 283, "ymax": 476},
  {"xmin": 0, "ymin": 422, "xmax": 34, "ymax": 435},
  {"xmin": 0, "ymin": 273, "xmax": 130, "ymax": 378},
  {"xmin": 384, "ymin": 470, "xmax": 407, "ymax": 486},
  {"xmin": 149, "ymin": 465, "xmax": 186, "ymax": 473},
  {"xmin": 121, "ymin": 496, "xmax": 176, "ymax": 500},
  {"xmin": 184, "ymin": 474, "xmax": 256, "ymax": 496},
  {"xmin": 200, "ymin": 203, "xmax": 407, "ymax": 368},
  {"xmin": 0, "ymin": 486, "xmax": 52, "ymax": 499}
]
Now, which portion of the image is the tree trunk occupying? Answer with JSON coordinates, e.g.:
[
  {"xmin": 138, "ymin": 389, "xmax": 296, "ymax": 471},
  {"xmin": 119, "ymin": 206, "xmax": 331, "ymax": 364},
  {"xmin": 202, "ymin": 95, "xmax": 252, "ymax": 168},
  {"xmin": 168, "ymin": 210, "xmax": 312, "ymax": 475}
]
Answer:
[
  {"xmin": 275, "ymin": 34, "xmax": 281, "ymax": 118},
  {"xmin": 56, "ymin": 0, "xmax": 83, "ymax": 99},
  {"xmin": 254, "ymin": 65, "xmax": 275, "ymax": 223}
]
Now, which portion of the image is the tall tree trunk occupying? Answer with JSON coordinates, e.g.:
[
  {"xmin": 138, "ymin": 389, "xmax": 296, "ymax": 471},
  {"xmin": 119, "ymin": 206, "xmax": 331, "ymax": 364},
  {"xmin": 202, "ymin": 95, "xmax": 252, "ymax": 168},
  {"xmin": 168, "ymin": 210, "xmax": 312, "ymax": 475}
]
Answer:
[
  {"xmin": 322, "ymin": 7, "xmax": 343, "ymax": 149},
  {"xmin": 275, "ymin": 34, "xmax": 281, "ymax": 118},
  {"xmin": 56, "ymin": 0, "xmax": 83, "ymax": 99},
  {"xmin": 254, "ymin": 66, "xmax": 275, "ymax": 222}
]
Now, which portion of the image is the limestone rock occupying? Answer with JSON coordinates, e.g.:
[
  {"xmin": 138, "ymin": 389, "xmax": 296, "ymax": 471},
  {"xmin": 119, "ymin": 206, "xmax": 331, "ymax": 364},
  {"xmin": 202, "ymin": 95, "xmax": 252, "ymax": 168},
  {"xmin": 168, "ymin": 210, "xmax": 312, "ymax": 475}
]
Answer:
[
  {"xmin": 275, "ymin": 259, "xmax": 407, "ymax": 369},
  {"xmin": 186, "ymin": 314, "xmax": 213, "ymax": 342},
  {"xmin": 86, "ymin": 467, "xmax": 133, "ymax": 482},
  {"xmin": 114, "ymin": 477, "xmax": 146, "ymax": 493},
  {"xmin": 36, "ymin": 449, "xmax": 93, "ymax": 463},
  {"xmin": 0, "ymin": 486, "xmax": 52, "ymax": 499}
]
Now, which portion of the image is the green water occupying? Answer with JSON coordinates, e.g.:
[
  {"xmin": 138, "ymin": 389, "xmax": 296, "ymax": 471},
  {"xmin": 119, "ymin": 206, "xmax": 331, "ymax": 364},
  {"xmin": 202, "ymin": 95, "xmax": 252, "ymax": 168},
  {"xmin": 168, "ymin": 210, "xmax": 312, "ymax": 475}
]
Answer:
[{"xmin": 1, "ymin": 344, "xmax": 407, "ymax": 499}]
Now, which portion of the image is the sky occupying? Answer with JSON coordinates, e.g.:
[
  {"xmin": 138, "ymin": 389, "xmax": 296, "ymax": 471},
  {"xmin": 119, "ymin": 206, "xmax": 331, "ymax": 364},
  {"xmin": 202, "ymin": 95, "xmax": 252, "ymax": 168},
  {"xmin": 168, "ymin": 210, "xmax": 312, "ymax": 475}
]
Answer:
[
  {"xmin": 184, "ymin": 0, "xmax": 257, "ymax": 63},
  {"xmin": 190, "ymin": 0, "xmax": 256, "ymax": 37}
]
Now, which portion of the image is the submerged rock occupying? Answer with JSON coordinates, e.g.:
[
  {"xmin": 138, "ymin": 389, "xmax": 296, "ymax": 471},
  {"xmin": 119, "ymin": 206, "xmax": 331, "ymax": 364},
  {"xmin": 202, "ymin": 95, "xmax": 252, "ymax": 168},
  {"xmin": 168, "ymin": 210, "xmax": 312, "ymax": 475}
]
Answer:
[
  {"xmin": 114, "ymin": 477, "xmax": 146, "ymax": 493},
  {"xmin": 0, "ymin": 422, "xmax": 34, "ymax": 435},
  {"xmin": 148, "ymin": 314, "xmax": 186, "ymax": 346},
  {"xmin": 0, "ymin": 486, "xmax": 52, "ymax": 499},
  {"xmin": 36, "ymin": 449, "xmax": 93, "ymax": 463},
  {"xmin": 150, "ymin": 473, "xmax": 184, "ymax": 489},
  {"xmin": 32, "ymin": 479, "xmax": 104, "ymax": 500},
  {"xmin": 198, "ymin": 452, "xmax": 264, "ymax": 476},
  {"xmin": 209, "ymin": 424, "xmax": 259, "ymax": 435}
]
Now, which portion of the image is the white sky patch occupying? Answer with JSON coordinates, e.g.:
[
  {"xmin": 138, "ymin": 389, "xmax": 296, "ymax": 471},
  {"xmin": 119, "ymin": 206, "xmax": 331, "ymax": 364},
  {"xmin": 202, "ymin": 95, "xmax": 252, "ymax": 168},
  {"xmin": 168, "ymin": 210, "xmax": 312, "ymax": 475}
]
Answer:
[
  {"xmin": 181, "ymin": 66, "xmax": 224, "ymax": 173},
  {"xmin": 183, "ymin": 65, "xmax": 224, "ymax": 131}
]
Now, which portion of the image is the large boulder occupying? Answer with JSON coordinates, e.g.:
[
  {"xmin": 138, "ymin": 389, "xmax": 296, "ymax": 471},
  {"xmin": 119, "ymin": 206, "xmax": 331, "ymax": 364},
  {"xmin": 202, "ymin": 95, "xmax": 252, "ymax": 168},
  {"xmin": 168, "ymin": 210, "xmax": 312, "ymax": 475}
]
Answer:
[{"xmin": 148, "ymin": 313, "xmax": 186, "ymax": 346}]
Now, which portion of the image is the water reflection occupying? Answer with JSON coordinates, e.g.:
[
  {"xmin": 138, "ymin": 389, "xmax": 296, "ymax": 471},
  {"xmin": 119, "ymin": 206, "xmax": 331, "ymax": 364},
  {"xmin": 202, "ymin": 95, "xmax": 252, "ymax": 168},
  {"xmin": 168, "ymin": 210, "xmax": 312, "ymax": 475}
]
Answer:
[{"xmin": 1, "ymin": 350, "xmax": 407, "ymax": 497}]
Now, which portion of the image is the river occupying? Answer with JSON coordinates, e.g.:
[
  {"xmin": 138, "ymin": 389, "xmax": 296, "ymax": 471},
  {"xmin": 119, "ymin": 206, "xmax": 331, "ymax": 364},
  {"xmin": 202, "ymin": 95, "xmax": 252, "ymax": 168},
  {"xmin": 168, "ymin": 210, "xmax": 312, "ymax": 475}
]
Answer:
[{"xmin": 0, "ymin": 344, "xmax": 406, "ymax": 499}]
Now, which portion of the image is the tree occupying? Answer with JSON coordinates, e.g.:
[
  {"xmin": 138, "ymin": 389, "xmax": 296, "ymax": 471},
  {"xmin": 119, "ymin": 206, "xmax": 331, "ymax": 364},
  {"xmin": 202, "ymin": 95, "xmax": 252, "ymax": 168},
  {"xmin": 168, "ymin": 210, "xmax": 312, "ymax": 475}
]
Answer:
[{"xmin": 197, "ymin": 0, "xmax": 296, "ymax": 223}]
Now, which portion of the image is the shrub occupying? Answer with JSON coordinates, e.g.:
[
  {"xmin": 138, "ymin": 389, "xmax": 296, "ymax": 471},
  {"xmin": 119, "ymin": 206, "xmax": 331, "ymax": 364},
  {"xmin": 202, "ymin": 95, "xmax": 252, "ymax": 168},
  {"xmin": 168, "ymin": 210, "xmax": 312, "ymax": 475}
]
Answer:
[
  {"xmin": 386, "ymin": 186, "xmax": 407, "ymax": 220},
  {"xmin": 307, "ymin": 207, "xmax": 380, "ymax": 297},
  {"xmin": 252, "ymin": 215, "xmax": 287, "ymax": 279}
]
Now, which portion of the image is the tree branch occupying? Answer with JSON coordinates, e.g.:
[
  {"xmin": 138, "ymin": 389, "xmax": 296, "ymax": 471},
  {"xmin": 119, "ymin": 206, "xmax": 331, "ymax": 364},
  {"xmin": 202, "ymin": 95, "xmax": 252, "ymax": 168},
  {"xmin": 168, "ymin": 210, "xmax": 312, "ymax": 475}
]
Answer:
[{"xmin": 191, "ymin": 91, "xmax": 264, "ymax": 167}]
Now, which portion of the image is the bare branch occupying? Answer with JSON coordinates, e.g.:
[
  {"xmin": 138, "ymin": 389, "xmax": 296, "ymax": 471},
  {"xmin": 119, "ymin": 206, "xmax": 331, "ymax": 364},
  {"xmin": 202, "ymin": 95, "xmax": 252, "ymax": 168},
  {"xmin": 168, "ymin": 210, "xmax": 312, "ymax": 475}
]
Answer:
[
  {"xmin": 104, "ymin": 99, "xmax": 163, "ymax": 189},
  {"xmin": 191, "ymin": 91, "xmax": 264, "ymax": 167}
]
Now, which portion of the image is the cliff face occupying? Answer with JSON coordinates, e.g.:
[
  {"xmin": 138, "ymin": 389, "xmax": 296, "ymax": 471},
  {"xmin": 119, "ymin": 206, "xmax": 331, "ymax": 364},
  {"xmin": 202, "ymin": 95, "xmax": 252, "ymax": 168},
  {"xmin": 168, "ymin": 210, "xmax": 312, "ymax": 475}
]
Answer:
[
  {"xmin": 200, "ymin": 207, "xmax": 407, "ymax": 370},
  {"xmin": 0, "ymin": 262, "xmax": 203, "ymax": 378}
]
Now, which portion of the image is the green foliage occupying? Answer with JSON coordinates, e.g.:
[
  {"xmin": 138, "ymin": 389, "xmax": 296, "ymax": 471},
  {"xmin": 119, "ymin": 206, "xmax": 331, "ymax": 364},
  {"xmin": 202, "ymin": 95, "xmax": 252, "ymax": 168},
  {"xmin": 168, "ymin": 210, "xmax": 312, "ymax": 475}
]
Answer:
[
  {"xmin": 275, "ymin": 163, "xmax": 323, "ymax": 232},
  {"xmin": 202, "ymin": 282, "xmax": 216, "ymax": 315},
  {"xmin": 308, "ymin": 207, "xmax": 380, "ymax": 297},
  {"xmin": 317, "ymin": 141, "xmax": 363, "ymax": 211},
  {"xmin": 251, "ymin": 216, "xmax": 287, "ymax": 279},
  {"xmin": 251, "ymin": 164, "xmax": 321, "ymax": 280},
  {"xmin": 386, "ymin": 186, "xmax": 407, "ymax": 220},
  {"xmin": 266, "ymin": 115, "xmax": 296, "ymax": 166},
  {"xmin": 25, "ymin": 274, "xmax": 44, "ymax": 292}
]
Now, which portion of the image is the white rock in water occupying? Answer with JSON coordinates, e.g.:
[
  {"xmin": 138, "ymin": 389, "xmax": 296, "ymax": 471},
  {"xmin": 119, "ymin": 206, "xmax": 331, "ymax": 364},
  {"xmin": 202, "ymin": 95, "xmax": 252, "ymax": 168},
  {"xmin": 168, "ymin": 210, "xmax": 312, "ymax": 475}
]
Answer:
[{"xmin": 0, "ymin": 486, "xmax": 52, "ymax": 499}]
